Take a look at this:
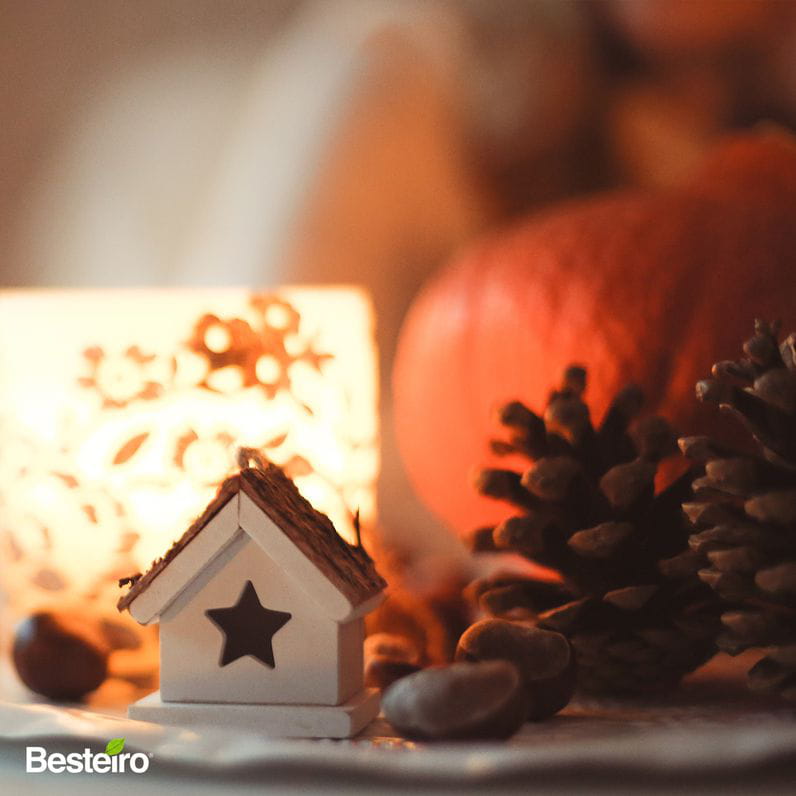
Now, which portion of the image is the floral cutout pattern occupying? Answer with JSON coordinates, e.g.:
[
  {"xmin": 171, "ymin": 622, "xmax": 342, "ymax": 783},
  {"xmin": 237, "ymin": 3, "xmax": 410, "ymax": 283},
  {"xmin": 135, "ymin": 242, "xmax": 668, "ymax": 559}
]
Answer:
[
  {"xmin": 0, "ymin": 292, "xmax": 353, "ymax": 619},
  {"xmin": 79, "ymin": 346, "xmax": 166, "ymax": 409}
]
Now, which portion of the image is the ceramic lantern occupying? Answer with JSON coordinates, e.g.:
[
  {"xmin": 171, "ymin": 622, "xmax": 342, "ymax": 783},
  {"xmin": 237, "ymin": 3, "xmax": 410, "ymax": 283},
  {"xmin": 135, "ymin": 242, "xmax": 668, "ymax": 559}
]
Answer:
[{"xmin": 0, "ymin": 288, "xmax": 379, "ymax": 642}]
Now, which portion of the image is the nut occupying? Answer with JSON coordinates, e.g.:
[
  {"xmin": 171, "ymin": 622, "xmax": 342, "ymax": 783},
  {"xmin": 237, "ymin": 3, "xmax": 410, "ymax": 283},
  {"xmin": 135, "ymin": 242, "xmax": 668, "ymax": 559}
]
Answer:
[
  {"xmin": 364, "ymin": 632, "xmax": 421, "ymax": 664},
  {"xmin": 13, "ymin": 611, "xmax": 108, "ymax": 701},
  {"xmin": 456, "ymin": 619, "xmax": 575, "ymax": 720},
  {"xmin": 364, "ymin": 656, "xmax": 422, "ymax": 690},
  {"xmin": 382, "ymin": 660, "xmax": 527, "ymax": 740}
]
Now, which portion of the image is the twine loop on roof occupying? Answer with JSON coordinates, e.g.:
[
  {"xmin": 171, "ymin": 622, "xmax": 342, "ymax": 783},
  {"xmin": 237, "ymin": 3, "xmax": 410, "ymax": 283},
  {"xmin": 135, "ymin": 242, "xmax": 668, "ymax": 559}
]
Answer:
[{"xmin": 237, "ymin": 446, "xmax": 269, "ymax": 472}]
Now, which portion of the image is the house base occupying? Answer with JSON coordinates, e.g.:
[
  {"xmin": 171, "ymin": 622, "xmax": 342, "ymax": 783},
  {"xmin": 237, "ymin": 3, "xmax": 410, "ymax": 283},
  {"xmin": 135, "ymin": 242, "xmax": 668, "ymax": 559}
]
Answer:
[{"xmin": 127, "ymin": 687, "xmax": 381, "ymax": 739}]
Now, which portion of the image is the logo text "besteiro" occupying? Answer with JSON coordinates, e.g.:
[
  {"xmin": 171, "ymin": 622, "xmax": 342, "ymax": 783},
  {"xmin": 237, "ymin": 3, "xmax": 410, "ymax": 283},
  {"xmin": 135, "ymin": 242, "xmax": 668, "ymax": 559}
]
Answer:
[{"xmin": 26, "ymin": 745, "xmax": 150, "ymax": 774}]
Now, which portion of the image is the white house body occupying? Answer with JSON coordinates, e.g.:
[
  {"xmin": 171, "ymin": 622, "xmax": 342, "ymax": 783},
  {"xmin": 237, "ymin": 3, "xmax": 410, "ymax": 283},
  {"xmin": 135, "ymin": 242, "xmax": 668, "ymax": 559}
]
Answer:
[{"xmin": 119, "ymin": 463, "xmax": 386, "ymax": 737}]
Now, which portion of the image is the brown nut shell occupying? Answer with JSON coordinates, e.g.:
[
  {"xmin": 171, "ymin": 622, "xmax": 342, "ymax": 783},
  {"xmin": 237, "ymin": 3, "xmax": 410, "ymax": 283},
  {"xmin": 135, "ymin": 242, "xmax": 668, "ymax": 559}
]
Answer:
[
  {"xmin": 382, "ymin": 660, "xmax": 527, "ymax": 740},
  {"xmin": 456, "ymin": 619, "xmax": 575, "ymax": 720},
  {"xmin": 13, "ymin": 611, "xmax": 108, "ymax": 701},
  {"xmin": 364, "ymin": 632, "xmax": 421, "ymax": 664},
  {"xmin": 364, "ymin": 655, "xmax": 422, "ymax": 690}
]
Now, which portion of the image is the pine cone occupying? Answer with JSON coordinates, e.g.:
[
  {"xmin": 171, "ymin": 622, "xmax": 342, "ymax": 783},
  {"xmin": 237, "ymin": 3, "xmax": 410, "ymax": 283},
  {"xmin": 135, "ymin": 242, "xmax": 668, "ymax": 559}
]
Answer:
[
  {"xmin": 679, "ymin": 319, "xmax": 796, "ymax": 702},
  {"xmin": 468, "ymin": 366, "xmax": 722, "ymax": 694}
]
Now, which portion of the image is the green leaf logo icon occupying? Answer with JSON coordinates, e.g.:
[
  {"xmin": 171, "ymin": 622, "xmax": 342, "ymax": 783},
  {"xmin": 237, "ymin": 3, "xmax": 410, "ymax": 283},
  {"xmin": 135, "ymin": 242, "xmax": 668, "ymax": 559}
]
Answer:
[{"xmin": 105, "ymin": 738, "xmax": 125, "ymax": 756}]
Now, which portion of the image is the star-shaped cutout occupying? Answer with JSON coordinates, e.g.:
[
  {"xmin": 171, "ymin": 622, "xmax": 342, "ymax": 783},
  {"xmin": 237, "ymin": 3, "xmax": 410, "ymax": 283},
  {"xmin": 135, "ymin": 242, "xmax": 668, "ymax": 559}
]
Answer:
[{"xmin": 205, "ymin": 580, "xmax": 292, "ymax": 669}]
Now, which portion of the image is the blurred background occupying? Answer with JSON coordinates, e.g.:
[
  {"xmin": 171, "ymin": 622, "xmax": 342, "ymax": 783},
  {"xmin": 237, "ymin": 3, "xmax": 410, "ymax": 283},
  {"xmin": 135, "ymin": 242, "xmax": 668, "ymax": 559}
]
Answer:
[{"xmin": 3, "ymin": 0, "xmax": 796, "ymax": 575}]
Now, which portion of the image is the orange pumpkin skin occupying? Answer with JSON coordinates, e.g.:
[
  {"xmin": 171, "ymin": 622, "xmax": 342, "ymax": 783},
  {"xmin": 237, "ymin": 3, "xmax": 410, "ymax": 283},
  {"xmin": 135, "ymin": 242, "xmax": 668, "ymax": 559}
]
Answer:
[{"xmin": 393, "ymin": 130, "xmax": 796, "ymax": 536}]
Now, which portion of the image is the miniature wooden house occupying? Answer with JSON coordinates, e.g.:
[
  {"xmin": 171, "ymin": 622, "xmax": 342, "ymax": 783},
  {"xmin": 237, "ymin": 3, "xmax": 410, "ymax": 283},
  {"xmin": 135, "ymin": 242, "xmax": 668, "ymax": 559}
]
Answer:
[{"xmin": 118, "ymin": 457, "xmax": 387, "ymax": 738}]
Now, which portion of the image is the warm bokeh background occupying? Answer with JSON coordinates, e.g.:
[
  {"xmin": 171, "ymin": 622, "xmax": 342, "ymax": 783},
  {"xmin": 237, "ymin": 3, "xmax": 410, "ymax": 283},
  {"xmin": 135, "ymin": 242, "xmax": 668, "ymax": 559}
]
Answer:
[{"xmin": 3, "ymin": 0, "xmax": 796, "ymax": 573}]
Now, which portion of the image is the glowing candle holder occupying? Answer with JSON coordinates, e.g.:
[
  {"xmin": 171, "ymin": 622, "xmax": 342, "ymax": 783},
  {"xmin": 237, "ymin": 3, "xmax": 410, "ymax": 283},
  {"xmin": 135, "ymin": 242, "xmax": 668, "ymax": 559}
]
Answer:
[{"xmin": 0, "ymin": 288, "xmax": 378, "ymax": 625}]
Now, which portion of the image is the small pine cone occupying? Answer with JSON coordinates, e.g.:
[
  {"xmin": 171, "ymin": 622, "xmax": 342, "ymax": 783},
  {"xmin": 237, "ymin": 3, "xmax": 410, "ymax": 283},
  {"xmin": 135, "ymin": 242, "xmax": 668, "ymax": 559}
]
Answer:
[
  {"xmin": 680, "ymin": 320, "xmax": 796, "ymax": 702},
  {"xmin": 467, "ymin": 366, "xmax": 722, "ymax": 695}
]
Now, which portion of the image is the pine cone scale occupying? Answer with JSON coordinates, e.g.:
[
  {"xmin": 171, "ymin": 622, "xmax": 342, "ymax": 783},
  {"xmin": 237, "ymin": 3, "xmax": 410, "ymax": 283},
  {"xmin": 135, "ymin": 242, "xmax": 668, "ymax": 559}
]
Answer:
[
  {"xmin": 681, "ymin": 321, "xmax": 796, "ymax": 701},
  {"xmin": 468, "ymin": 367, "xmax": 721, "ymax": 694}
]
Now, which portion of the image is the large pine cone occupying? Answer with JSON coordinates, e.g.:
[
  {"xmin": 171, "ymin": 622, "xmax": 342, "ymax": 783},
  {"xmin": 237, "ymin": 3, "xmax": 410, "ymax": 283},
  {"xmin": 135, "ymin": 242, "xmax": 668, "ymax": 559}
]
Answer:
[
  {"xmin": 468, "ymin": 366, "xmax": 722, "ymax": 694},
  {"xmin": 680, "ymin": 320, "xmax": 796, "ymax": 701}
]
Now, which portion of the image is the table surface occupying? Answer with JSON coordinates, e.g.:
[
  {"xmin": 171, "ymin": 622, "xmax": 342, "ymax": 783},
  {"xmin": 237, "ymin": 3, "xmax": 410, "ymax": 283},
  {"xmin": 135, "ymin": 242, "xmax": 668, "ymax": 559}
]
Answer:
[{"xmin": 1, "ymin": 651, "xmax": 794, "ymax": 795}]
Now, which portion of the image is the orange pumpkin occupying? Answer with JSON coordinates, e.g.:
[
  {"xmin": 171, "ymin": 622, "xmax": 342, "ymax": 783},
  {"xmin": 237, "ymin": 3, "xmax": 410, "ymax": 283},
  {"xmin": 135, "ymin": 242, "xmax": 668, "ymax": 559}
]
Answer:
[{"xmin": 393, "ymin": 129, "xmax": 796, "ymax": 536}]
